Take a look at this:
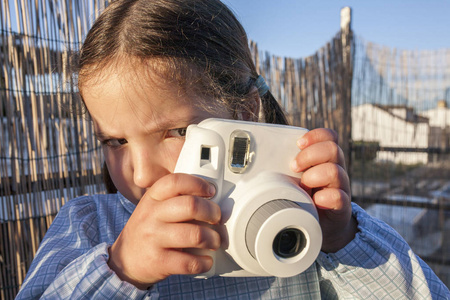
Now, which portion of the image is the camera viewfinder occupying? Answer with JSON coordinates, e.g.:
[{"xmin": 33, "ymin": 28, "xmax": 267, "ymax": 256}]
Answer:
[{"xmin": 201, "ymin": 146, "xmax": 211, "ymax": 161}]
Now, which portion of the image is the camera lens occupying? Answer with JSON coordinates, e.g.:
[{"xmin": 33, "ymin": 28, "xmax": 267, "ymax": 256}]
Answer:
[{"xmin": 273, "ymin": 228, "xmax": 306, "ymax": 258}]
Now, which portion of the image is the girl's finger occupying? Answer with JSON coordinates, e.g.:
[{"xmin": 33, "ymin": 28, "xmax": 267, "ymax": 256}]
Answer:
[
  {"xmin": 292, "ymin": 140, "xmax": 346, "ymax": 172},
  {"xmin": 147, "ymin": 173, "xmax": 216, "ymax": 201},
  {"xmin": 155, "ymin": 222, "xmax": 221, "ymax": 250},
  {"xmin": 153, "ymin": 195, "xmax": 221, "ymax": 225},
  {"xmin": 159, "ymin": 249, "xmax": 214, "ymax": 276},
  {"xmin": 311, "ymin": 188, "xmax": 351, "ymax": 212},
  {"xmin": 298, "ymin": 128, "xmax": 338, "ymax": 150},
  {"xmin": 300, "ymin": 163, "xmax": 350, "ymax": 194}
]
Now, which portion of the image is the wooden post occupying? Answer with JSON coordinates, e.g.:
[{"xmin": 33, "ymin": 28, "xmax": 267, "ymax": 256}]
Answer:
[{"xmin": 340, "ymin": 7, "xmax": 353, "ymax": 178}]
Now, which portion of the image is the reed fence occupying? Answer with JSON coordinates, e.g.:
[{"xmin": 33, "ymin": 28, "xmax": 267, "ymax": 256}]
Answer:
[
  {"xmin": 1, "ymin": 1, "xmax": 449, "ymax": 298},
  {"xmin": 1, "ymin": 1, "xmax": 108, "ymax": 298}
]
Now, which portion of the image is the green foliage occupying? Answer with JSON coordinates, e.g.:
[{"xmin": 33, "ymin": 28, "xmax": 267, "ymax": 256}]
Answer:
[
  {"xmin": 351, "ymin": 159, "xmax": 423, "ymax": 180},
  {"xmin": 352, "ymin": 141, "xmax": 379, "ymax": 161}
]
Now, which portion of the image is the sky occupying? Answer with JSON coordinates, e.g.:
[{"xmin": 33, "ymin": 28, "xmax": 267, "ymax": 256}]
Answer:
[{"xmin": 222, "ymin": 0, "xmax": 450, "ymax": 58}]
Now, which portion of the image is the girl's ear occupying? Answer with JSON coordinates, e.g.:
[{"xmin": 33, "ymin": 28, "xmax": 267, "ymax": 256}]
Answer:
[{"xmin": 236, "ymin": 86, "xmax": 261, "ymax": 122}]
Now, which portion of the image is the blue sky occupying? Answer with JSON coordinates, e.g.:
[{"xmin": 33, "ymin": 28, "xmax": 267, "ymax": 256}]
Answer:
[{"xmin": 222, "ymin": 0, "xmax": 450, "ymax": 58}]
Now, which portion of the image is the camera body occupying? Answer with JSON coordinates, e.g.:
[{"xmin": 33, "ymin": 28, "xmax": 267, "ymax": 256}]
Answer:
[{"xmin": 174, "ymin": 118, "xmax": 322, "ymax": 278}]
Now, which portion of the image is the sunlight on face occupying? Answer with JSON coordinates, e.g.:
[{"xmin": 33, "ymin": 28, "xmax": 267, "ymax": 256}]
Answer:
[{"xmin": 81, "ymin": 62, "xmax": 232, "ymax": 204}]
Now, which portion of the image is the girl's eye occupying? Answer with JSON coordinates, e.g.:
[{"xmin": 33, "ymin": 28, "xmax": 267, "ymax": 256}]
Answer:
[
  {"xmin": 167, "ymin": 128, "xmax": 187, "ymax": 138},
  {"xmin": 101, "ymin": 138, "xmax": 128, "ymax": 148}
]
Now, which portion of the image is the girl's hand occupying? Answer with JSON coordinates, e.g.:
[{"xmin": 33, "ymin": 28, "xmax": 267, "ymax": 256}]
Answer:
[
  {"xmin": 290, "ymin": 128, "xmax": 357, "ymax": 253},
  {"xmin": 108, "ymin": 173, "xmax": 221, "ymax": 289}
]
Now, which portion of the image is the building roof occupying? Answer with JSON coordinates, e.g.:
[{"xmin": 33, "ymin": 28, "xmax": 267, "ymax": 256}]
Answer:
[{"xmin": 357, "ymin": 103, "xmax": 429, "ymax": 124}]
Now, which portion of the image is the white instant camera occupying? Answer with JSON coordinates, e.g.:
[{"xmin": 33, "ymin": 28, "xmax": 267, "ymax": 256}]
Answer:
[{"xmin": 174, "ymin": 118, "xmax": 322, "ymax": 278}]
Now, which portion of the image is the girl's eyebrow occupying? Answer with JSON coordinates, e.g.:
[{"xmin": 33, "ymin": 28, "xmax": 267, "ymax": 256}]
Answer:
[
  {"xmin": 91, "ymin": 115, "xmax": 207, "ymax": 139},
  {"xmin": 153, "ymin": 116, "xmax": 205, "ymax": 131},
  {"xmin": 93, "ymin": 130, "xmax": 112, "ymax": 140},
  {"xmin": 90, "ymin": 120, "xmax": 112, "ymax": 139}
]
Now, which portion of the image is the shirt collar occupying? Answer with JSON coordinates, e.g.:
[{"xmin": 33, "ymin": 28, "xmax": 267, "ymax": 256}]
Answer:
[{"xmin": 117, "ymin": 192, "xmax": 137, "ymax": 215}]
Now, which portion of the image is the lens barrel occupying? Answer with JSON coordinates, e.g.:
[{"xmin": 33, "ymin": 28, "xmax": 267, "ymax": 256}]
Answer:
[{"xmin": 246, "ymin": 199, "xmax": 305, "ymax": 259}]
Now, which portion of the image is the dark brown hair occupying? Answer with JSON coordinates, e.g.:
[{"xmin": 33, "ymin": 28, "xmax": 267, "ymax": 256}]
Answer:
[{"xmin": 78, "ymin": 0, "xmax": 288, "ymax": 192}]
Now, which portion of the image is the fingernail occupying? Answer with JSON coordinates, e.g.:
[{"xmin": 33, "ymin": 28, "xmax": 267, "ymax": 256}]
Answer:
[
  {"xmin": 290, "ymin": 159, "xmax": 299, "ymax": 172},
  {"xmin": 209, "ymin": 183, "xmax": 216, "ymax": 197},
  {"xmin": 297, "ymin": 137, "xmax": 307, "ymax": 148}
]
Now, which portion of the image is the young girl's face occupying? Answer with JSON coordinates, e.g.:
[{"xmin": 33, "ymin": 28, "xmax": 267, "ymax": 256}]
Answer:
[{"xmin": 81, "ymin": 65, "xmax": 232, "ymax": 204}]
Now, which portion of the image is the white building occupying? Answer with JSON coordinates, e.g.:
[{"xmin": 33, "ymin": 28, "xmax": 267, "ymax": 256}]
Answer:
[
  {"xmin": 419, "ymin": 100, "xmax": 450, "ymax": 152},
  {"xmin": 352, "ymin": 103, "xmax": 430, "ymax": 164},
  {"xmin": 420, "ymin": 100, "xmax": 450, "ymax": 129}
]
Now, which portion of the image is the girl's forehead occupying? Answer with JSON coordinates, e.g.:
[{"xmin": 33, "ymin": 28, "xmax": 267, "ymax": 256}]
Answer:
[
  {"xmin": 85, "ymin": 73, "xmax": 190, "ymax": 115},
  {"xmin": 80, "ymin": 61, "xmax": 228, "ymax": 133},
  {"xmin": 81, "ymin": 58, "xmax": 199, "ymax": 101}
]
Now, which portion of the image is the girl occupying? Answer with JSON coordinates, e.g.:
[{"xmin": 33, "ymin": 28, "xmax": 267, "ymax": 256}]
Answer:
[{"xmin": 17, "ymin": 0, "xmax": 449, "ymax": 299}]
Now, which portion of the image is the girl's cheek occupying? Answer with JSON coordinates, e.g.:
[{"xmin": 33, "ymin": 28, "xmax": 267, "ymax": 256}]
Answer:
[
  {"xmin": 165, "ymin": 140, "xmax": 186, "ymax": 170},
  {"xmin": 103, "ymin": 149, "xmax": 129, "ymax": 178},
  {"xmin": 103, "ymin": 149, "xmax": 118, "ymax": 167}
]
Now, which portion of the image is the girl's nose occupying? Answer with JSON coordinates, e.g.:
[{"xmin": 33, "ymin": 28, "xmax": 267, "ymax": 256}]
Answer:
[{"xmin": 132, "ymin": 147, "xmax": 170, "ymax": 189}]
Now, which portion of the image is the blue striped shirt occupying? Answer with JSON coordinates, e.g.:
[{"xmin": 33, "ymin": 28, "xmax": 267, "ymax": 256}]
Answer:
[{"xmin": 16, "ymin": 193, "xmax": 450, "ymax": 299}]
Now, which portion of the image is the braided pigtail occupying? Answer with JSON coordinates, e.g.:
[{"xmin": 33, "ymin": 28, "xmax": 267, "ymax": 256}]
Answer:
[
  {"xmin": 254, "ymin": 75, "xmax": 289, "ymax": 125},
  {"xmin": 260, "ymin": 90, "xmax": 289, "ymax": 125}
]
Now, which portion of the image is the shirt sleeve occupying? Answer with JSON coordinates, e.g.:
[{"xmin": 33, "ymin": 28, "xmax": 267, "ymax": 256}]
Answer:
[
  {"xmin": 316, "ymin": 203, "xmax": 450, "ymax": 299},
  {"xmin": 15, "ymin": 196, "xmax": 158, "ymax": 300}
]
